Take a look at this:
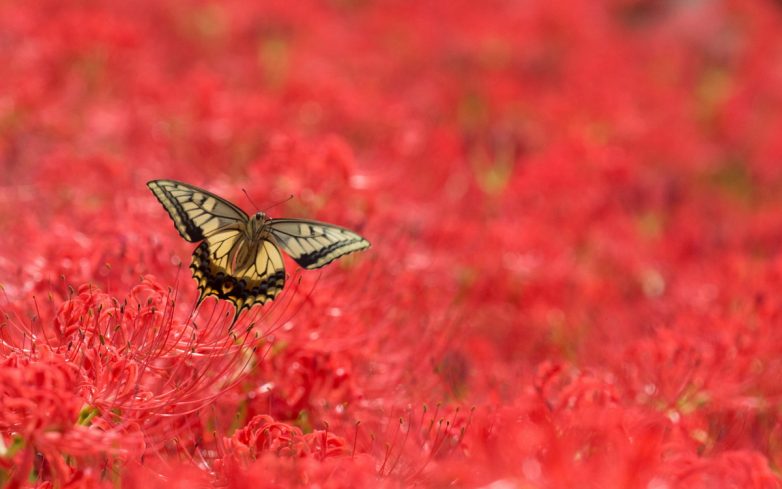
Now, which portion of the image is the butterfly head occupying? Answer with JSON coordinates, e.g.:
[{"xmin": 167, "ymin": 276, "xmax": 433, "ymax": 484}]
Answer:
[{"xmin": 249, "ymin": 211, "xmax": 271, "ymax": 238}]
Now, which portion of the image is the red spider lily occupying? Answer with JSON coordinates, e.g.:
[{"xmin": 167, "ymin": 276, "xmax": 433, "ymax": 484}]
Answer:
[
  {"xmin": 226, "ymin": 414, "xmax": 348, "ymax": 461},
  {"xmin": 0, "ymin": 352, "xmax": 140, "ymax": 487},
  {"xmin": 0, "ymin": 277, "xmax": 261, "ymax": 485},
  {"xmin": 4, "ymin": 0, "xmax": 782, "ymax": 486}
]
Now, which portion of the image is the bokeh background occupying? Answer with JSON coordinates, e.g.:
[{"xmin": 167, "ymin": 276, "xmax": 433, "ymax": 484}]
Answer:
[{"xmin": 2, "ymin": 0, "xmax": 782, "ymax": 487}]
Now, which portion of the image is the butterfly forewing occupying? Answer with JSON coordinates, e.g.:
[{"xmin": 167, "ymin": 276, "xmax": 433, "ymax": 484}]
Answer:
[
  {"xmin": 269, "ymin": 219, "xmax": 371, "ymax": 270},
  {"xmin": 147, "ymin": 180, "xmax": 248, "ymax": 242}
]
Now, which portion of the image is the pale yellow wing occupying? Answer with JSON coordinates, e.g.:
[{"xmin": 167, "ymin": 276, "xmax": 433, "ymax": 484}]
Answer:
[
  {"xmin": 147, "ymin": 179, "xmax": 248, "ymax": 242},
  {"xmin": 190, "ymin": 235, "xmax": 286, "ymax": 313},
  {"xmin": 268, "ymin": 218, "xmax": 370, "ymax": 269}
]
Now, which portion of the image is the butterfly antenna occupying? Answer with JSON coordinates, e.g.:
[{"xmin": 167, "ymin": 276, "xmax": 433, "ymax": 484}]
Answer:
[
  {"xmin": 241, "ymin": 188, "xmax": 261, "ymax": 213},
  {"xmin": 262, "ymin": 194, "xmax": 295, "ymax": 213}
]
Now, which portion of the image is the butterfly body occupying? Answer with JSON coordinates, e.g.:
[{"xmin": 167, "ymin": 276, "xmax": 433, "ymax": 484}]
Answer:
[{"xmin": 147, "ymin": 179, "xmax": 370, "ymax": 318}]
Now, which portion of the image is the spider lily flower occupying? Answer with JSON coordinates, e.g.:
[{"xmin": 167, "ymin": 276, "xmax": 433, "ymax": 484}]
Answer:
[
  {"xmin": 3, "ymin": 0, "xmax": 782, "ymax": 486},
  {"xmin": 0, "ymin": 277, "xmax": 259, "ymax": 484},
  {"xmin": 0, "ymin": 353, "xmax": 141, "ymax": 487},
  {"xmin": 226, "ymin": 414, "xmax": 348, "ymax": 461}
]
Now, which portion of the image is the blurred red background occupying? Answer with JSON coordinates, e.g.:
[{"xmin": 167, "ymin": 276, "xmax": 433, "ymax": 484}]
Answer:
[{"xmin": 2, "ymin": 0, "xmax": 782, "ymax": 487}]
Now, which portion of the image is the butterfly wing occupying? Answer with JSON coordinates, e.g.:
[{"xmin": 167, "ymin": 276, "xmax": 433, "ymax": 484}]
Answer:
[
  {"xmin": 147, "ymin": 179, "xmax": 248, "ymax": 242},
  {"xmin": 191, "ymin": 238, "xmax": 286, "ymax": 313},
  {"xmin": 268, "ymin": 218, "xmax": 371, "ymax": 270}
]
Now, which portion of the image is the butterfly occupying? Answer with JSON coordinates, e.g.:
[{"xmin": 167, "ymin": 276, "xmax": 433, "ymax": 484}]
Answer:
[{"xmin": 147, "ymin": 179, "xmax": 370, "ymax": 319}]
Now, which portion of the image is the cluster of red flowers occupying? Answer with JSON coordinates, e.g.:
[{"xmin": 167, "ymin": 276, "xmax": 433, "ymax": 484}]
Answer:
[{"xmin": 2, "ymin": 0, "xmax": 782, "ymax": 487}]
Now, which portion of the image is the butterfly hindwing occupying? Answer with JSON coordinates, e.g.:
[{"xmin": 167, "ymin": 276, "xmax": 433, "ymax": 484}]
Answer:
[
  {"xmin": 190, "ymin": 237, "xmax": 286, "ymax": 314},
  {"xmin": 147, "ymin": 180, "xmax": 248, "ymax": 242},
  {"xmin": 268, "ymin": 219, "xmax": 371, "ymax": 270}
]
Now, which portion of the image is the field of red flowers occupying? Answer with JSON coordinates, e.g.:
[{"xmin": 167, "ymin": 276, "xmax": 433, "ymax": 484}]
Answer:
[{"xmin": 2, "ymin": 0, "xmax": 782, "ymax": 487}]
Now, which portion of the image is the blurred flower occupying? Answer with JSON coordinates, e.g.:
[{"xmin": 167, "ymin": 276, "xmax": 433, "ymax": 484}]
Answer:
[{"xmin": 3, "ymin": 0, "xmax": 782, "ymax": 486}]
